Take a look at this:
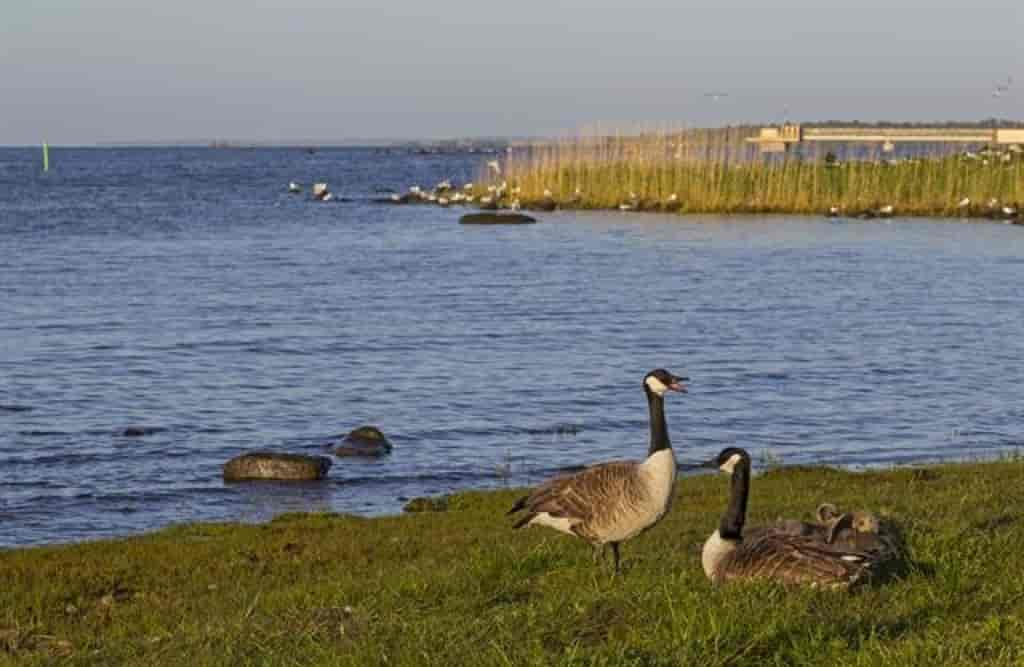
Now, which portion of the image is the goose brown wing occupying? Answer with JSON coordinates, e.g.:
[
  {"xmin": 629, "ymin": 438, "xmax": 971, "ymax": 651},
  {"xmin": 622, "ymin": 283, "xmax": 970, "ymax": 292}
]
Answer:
[
  {"xmin": 512, "ymin": 461, "xmax": 640, "ymax": 524},
  {"xmin": 722, "ymin": 533, "xmax": 873, "ymax": 586}
]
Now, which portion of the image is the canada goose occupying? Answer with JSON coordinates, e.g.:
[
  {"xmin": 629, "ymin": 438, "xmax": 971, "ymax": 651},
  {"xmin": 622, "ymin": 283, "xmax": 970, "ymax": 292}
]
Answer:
[
  {"xmin": 507, "ymin": 369, "xmax": 688, "ymax": 574},
  {"xmin": 695, "ymin": 448, "xmax": 884, "ymax": 588}
]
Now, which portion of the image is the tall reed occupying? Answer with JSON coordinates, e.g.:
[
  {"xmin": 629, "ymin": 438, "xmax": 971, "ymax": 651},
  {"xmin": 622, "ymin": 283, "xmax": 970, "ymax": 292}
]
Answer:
[{"xmin": 491, "ymin": 126, "xmax": 1024, "ymax": 217}]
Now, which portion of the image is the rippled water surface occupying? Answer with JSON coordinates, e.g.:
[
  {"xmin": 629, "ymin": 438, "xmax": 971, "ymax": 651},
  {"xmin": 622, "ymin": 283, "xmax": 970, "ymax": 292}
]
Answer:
[{"xmin": 2, "ymin": 147, "xmax": 1023, "ymax": 547}]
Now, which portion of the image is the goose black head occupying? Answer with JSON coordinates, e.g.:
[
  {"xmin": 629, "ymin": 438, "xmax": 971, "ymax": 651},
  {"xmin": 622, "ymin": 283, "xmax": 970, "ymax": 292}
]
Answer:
[
  {"xmin": 699, "ymin": 447, "xmax": 750, "ymax": 475},
  {"xmin": 643, "ymin": 368, "xmax": 688, "ymax": 397}
]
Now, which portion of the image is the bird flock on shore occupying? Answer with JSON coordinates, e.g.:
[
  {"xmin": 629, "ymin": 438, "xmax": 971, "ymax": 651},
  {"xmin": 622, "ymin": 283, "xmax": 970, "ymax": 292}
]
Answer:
[{"xmin": 508, "ymin": 369, "xmax": 903, "ymax": 588}]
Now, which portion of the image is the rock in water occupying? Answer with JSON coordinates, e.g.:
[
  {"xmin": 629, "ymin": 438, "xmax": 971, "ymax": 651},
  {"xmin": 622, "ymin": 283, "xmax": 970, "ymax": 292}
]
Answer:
[
  {"xmin": 223, "ymin": 452, "xmax": 332, "ymax": 481},
  {"xmin": 312, "ymin": 183, "xmax": 331, "ymax": 201},
  {"xmin": 120, "ymin": 426, "xmax": 166, "ymax": 437},
  {"xmin": 459, "ymin": 213, "xmax": 537, "ymax": 225},
  {"xmin": 334, "ymin": 426, "xmax": 393, "ymax": 457}
]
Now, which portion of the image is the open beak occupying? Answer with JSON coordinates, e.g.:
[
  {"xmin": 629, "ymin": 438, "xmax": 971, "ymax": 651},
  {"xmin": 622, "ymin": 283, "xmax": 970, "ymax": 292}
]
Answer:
[{"xmin": 669, "ymin": 375, "xmax": 689, "ymax": 393}]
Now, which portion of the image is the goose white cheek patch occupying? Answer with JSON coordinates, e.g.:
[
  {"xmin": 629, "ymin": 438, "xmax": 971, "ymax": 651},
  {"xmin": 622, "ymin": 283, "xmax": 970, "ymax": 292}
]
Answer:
[
  {"xmin": 719, "ymin": 454, "xmax": 742, "ymax": 474},
  {"xmin": 645, "ymin": 376, "xmax": 669, "ymax": 396}
]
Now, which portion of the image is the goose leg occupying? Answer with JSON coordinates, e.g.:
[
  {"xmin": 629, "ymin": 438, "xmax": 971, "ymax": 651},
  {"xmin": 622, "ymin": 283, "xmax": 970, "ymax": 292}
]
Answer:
[
  {"xmin": 592, "ymin": 544, "xmax": 606, "ymax": 564},
  {"xmin": 611, "ymin": 543, "xmax": 621, "ymax": 575}
]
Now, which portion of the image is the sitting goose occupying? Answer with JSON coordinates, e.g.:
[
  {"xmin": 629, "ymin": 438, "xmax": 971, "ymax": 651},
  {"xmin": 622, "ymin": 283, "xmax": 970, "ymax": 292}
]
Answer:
[
  {"xmin": 507, "ymin": 368, "xmax": 688, "ymax": 574},
  {"xmin": 697, "ymin": 448, "xmax": 886, "ymax": 588}
]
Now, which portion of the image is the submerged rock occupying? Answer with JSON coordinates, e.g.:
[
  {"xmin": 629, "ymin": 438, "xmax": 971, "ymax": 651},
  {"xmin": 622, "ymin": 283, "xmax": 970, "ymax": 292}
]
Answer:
[
  {"xmin": 334, "ymin": 426, "xmax": 393, "ymax": 457},
  {"xmin": 223, "ymin": 451, "xmax": 332, "ymax": 481},
  {"xmin": 459, "ymin": 213, "xmax": 537, "ymax": 225},
  {"xmin": 119, "ymin": 426, "xmax": 167, "ymax": 437}
]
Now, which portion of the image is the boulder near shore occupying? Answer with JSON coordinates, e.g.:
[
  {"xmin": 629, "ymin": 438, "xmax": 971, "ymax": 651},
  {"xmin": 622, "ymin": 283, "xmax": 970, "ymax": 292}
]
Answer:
[
  {"xmin": 333, "ymin": 426, "xmax": 393, "ymax": 457},
  {"xmin": 223, "ymin": 452, "xmax": 332, "ymax": 481}
]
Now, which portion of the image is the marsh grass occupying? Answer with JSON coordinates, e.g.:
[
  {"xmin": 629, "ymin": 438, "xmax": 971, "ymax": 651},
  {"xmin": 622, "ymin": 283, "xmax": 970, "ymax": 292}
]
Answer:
[
  {"xmin": 497, "ymin": 127, "xmax": 1024, "ymax": 216},
  {"xmin": 3, "ymin": 460, "xmax": 1024, "ymax": 665}
]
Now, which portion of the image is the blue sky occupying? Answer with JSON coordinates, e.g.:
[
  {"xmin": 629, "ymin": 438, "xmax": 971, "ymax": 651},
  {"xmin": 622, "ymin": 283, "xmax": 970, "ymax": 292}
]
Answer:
[{"xmin": 1, "ymin": 0, "xmax": 1020, "ymax": 143}]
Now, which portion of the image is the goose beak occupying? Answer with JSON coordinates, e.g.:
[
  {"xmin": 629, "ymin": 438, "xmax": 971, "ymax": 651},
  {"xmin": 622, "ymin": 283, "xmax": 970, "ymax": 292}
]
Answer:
[{"xmin": 669, "ymin": 375, "xmax": 689, "ymax": 392}]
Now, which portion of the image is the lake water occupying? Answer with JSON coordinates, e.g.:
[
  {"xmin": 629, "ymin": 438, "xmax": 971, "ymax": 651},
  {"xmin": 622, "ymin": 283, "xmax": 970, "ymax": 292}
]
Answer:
[{"xmin": 2, "ymin": 147, "xmax": 1023, "ymax": 547}]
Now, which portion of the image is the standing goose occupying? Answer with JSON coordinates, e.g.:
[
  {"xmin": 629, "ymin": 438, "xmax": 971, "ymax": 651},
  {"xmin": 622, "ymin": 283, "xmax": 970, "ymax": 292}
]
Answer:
[
  {"xmin": 507, "ymin": 368, "xmax": 688, "ymax": 574},
  {"xmin": 696, "ymin": 448, "xmax": 885, "ymax": 589}
]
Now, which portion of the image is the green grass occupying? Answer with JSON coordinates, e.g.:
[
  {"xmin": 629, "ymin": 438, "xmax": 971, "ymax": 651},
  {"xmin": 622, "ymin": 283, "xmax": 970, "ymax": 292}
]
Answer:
[
  {"xmin": 4, "ymin": 460, "xmax": 1024, "ymax": 665},
  {"xmin": 496, "ymin": 130, "xmax": 1024, "ymax": 217}
]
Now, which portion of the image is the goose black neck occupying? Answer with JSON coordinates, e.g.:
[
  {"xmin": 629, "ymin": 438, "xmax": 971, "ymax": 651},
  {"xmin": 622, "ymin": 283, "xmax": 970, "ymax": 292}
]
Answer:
[
  {"xmin": 719, "ymin": 458, "xmax": 750, "ymax": 540},
  {"xmin": 646, "ymin": 390, "xmax": 671, "ymax": 455}
]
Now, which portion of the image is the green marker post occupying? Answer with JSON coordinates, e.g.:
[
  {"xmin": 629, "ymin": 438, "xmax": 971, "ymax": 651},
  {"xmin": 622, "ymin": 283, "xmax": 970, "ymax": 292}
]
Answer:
[{"xmin": 43, "ymin": 142, "xmax": 50, "ymax": 172}]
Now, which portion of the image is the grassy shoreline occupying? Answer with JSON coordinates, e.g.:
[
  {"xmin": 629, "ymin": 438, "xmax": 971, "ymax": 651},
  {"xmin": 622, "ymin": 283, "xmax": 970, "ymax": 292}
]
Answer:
[
  {"xmin": 489, "ymin": 131, "xmax": 1024, "ymax": 220},
  {"xmin": 4, "ymin": 459, "xmax": 1024, "ymax": 665}
]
